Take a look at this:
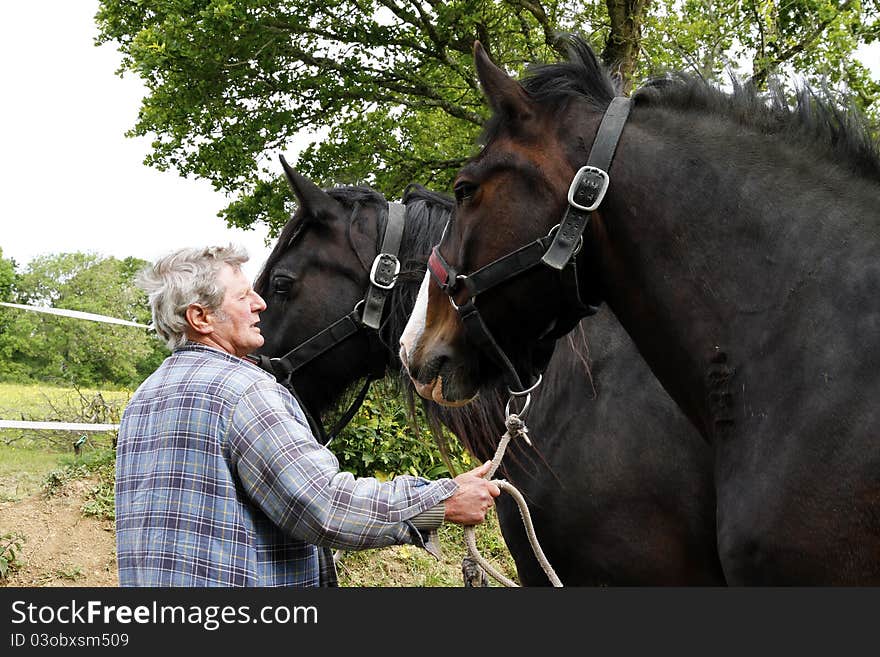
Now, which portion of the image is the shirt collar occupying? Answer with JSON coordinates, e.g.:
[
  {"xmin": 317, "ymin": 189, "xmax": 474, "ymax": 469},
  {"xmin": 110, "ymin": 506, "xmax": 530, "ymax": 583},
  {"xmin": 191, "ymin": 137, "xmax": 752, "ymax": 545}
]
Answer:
[{"xmin": 174, "ymin": 341, "xmax": 275, "ymax": 378}]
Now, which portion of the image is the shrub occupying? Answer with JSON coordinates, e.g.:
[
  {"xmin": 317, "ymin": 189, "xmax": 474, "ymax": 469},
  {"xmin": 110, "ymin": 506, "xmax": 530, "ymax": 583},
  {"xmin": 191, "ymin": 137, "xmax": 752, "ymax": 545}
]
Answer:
[
  {"xmin": 42, "ymin": 447, "xmax": 116, "ymax": 499},
  {"xmin": 330, "ymin": 380, "xmax": 471, "ymax": 479}
]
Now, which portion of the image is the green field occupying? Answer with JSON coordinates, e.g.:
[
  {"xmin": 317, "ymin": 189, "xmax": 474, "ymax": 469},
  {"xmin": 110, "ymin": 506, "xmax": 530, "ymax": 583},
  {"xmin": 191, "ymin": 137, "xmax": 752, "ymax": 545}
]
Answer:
[
  {"xmin": 0, "ymin": 382, "xmax": 129, "ymax": 447},
  {"xmin": 0, "ymin": 382, "xmax": 131, "ymax": 421},
  {"xmin": 0, "ymin": 382, "xmax": 130, "ymax": 500}
]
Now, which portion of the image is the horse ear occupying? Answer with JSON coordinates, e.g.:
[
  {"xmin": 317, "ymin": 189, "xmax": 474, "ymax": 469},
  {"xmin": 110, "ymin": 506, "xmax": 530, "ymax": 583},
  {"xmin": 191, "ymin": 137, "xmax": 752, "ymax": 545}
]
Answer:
[
  {"xmin": 473, "ymin": 41, "xmax": 532, "ymax": 123},
  {"xmin": 278, "ymin": 154, "xmax": 340, "ymax": 220}
]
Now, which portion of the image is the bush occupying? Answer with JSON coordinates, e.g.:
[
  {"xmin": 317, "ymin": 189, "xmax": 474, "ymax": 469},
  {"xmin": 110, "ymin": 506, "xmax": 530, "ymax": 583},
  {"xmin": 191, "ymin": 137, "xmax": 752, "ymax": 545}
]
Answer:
[
  {"xmin": 42, "ymin": 447, "xmax": 116, "ymax": 499},
  {"xmin": 330, "ymin": 379, "xmax": 471, "ymax": 480}
]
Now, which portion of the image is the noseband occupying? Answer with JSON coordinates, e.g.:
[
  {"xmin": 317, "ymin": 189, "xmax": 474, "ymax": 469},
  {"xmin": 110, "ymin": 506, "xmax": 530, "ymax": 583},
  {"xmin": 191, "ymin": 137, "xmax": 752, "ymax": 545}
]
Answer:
[
  {"xmin": 249, "ymin": 200, "xmax": 407, "ymax": 444},
  {"xmin": 428, "ymin": 96, "xmax": 631, "ymax": 394}
]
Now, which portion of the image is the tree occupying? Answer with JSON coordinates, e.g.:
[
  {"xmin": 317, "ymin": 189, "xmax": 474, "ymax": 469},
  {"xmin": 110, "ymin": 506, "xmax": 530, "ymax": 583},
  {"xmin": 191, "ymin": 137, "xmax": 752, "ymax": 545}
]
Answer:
[
  {"xmin": 94, "ymin": 0, "xmax": 880, "ymax": 235},
  {"xmin": 0, "ymin": 248, "xmax": 16, "ymax": 303},
  {"xmin": 0, "ymin": 249, "xmax": 22, "ymax": 378},
  {"xmin": 0, "ymin": 253, "xmax": 167, "ymax": 388}
]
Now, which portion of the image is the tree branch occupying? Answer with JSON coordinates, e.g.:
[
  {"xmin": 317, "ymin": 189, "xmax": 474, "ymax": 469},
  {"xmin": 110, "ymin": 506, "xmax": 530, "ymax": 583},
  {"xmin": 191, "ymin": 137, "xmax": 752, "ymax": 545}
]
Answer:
[
  {"xmin": 503, "ymin": 0, "xmax": 566, "ymax": 56},
  {"xmin": 749, "ymin": 1, "xmax": 854, "ymax": 88}
]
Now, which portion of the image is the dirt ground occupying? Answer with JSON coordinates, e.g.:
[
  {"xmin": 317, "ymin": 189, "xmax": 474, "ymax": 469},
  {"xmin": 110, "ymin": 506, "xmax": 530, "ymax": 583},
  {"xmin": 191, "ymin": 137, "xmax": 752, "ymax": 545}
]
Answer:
[{"xmin": 0, "ymin": 475, "xmax": 118, "ymax": 587}]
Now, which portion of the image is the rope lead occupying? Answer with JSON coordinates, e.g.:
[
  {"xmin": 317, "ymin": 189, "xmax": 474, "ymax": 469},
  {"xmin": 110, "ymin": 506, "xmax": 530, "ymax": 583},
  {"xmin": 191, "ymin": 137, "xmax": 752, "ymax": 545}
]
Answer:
[{"xmin": 463, "ymin": 413, "xmax": 563, "ymax": 587}]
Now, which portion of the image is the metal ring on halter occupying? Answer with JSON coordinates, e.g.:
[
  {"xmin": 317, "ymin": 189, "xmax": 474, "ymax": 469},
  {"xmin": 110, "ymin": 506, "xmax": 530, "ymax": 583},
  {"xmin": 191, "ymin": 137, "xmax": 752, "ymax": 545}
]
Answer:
[
  {"xmin": 353, "ymin": 299, "xmax": 365, "ymax": 317},
  {"xmin": 505, "ymin": 393, "xmax": 532, "ymax": 418},
  {"xmin": 447, "ymin": 275, "xmax": 469, "ymax": 311},
  {"xmin": 508, "ymin": 373, "xmax": 543, "ymax": 397},
  {"xmin": 504, "ymin": 374, "xmax": 542, "ymax": 418},
  {"xmin": 546, "ymin": 223, "xmax": 584, "ymax": 257}
]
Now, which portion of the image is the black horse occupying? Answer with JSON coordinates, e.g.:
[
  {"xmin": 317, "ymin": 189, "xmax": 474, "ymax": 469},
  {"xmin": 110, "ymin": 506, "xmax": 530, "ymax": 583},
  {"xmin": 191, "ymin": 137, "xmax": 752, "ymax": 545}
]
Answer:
[
  {"xmin": 400, "ymin": 36, "xmax": 880, "ymax": 584},
  {"xmin": 254, "ymin": 160, "xmax": 722, "ymax": 585}
]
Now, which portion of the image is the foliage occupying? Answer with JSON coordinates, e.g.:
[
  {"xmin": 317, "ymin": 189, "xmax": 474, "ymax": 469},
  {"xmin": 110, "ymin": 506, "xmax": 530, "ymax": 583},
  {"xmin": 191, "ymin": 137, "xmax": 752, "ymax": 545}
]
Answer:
[
  {"xmin": 330, "ymin": 378, "xmax": 472, "ymax": 479},
  {"xmin": 0, "ymin": 249, "xmax": 21, "ymax": 380},
  {"xmin": 94, "ymin": 0, "xmax": 880, "ymax": 238},
  {"xmin": 42, "ymin": 447, "xmax": 117, "ymax": 499},
  {"xmin": 81, "ymin": 474, "xmax": 117, "ymax": 522},
  {"xmin": 0, "ymin": 248, "xmax": 16, "ymax": 303},
  {"xmin": 0, "ymin": 531, "xmax": 26, "ymax": 580},
  {"xmin": 0, "ymin": 253, "xmax": 168, "ymax": 387}
]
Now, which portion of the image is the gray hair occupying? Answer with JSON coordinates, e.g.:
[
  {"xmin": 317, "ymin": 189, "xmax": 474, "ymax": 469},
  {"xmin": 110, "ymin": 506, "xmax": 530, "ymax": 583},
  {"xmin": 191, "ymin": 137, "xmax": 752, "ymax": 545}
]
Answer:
[{"xmin": 137, "ymin": 244, "xmax": 249, "ymax": 350}]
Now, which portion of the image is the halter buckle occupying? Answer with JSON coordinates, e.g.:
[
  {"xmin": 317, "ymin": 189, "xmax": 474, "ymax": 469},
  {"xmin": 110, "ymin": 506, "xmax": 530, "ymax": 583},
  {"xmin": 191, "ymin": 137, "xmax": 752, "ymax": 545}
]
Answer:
[
  {"xmin": 567, "ymin": 166, "xmax": 609, "ymax": 212},
  {"xmin": 370, "ymin": 253, "xmax": 400, "ymax": 290}
]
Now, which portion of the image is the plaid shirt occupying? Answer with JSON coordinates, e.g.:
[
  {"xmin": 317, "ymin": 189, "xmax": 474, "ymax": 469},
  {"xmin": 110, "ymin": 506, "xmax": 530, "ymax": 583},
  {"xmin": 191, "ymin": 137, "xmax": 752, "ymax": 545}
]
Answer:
[{"xmin": 115, "ymin": 343, "xmax": 457, "ymax": 587}]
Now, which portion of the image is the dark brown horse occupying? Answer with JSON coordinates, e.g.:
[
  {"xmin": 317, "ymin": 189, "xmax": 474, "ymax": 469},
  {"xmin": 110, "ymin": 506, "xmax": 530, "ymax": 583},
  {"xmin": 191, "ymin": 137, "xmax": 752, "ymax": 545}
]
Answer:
[
  {"xmin": 254, "ymin": 161, "xmax": 722, "ymax": 585},
  {"xmin": 400, "ymin": 36, "xmax": 880, "ymax": 584}
]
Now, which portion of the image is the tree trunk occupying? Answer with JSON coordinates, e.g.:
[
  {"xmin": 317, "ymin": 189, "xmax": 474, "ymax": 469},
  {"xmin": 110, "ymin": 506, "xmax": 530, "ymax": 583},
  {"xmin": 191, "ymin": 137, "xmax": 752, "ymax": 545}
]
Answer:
[{"xmin": 603, "ymin": 0, "xmax": 650, "ymax": 93}]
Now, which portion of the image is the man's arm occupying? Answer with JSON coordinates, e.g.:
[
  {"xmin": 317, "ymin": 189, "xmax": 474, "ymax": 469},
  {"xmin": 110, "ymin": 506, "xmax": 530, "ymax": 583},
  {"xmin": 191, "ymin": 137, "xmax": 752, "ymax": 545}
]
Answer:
[{"xmin": 227, "ymin": 378, "xmax": 468, "ymax": 551}]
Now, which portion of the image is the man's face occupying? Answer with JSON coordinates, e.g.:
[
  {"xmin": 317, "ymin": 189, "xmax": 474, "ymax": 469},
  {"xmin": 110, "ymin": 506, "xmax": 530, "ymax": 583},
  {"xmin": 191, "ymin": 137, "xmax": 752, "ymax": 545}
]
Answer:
[{"xmin": 210, "ymin": 263, "xmax": 267, "ymax": 357}]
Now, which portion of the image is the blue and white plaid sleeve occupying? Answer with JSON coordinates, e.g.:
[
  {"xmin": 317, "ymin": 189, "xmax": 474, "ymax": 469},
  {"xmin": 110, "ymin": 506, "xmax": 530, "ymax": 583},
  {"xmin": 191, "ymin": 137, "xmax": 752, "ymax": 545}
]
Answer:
[{"xmin": 226, "ymin": 378, "xmax": 458, "ymax": 551}]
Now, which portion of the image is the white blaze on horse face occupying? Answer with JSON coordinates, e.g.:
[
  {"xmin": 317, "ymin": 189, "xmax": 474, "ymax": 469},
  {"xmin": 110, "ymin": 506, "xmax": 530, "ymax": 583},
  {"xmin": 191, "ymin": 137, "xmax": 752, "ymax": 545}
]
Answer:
[{"xmin": 399, "ymin": 269, "xmax": 431, "ymax": 375}]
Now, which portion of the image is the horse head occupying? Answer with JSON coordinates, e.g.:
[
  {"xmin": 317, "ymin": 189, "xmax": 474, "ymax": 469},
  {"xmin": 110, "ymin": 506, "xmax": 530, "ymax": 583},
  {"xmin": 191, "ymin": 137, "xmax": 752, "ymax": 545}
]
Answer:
[
  {"xmin": 400, "ymin": 39, "xmax": 617, "ymax": 405},
  {"xmin": 254, "ymin": 156, "xmax": 387, "ymax": 415}
]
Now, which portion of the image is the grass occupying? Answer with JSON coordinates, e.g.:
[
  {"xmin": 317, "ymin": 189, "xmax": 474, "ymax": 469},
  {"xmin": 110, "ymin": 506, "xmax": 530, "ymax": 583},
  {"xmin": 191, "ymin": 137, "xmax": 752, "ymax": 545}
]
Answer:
[
  {"xmin": 0, "ymin": 447, "xmax": 66, "ymax": 501},
  {"xmin": 335, "ymin": 512, "xmax": 519, "ymax": 587},
  {"xmin": 0, "ymin": 382, "xmax": 130, "ymax": 418},
  {"xmin": 0, "ymin": 381, "xmax": 126, "ymax": 502}
]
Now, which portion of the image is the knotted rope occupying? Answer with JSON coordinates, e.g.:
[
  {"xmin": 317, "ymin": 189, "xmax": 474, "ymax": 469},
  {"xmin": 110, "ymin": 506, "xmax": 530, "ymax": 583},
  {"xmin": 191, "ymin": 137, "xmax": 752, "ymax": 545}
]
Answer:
[{"xmin": 463, "ymin": 413, "xmax": 563, "ymax": 587}]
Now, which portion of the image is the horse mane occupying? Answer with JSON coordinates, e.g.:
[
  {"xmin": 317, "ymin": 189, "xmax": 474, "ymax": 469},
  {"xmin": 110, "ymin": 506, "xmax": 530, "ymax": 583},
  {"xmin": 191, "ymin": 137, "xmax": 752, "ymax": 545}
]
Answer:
[
  {"xmin": 480, "ymin": 32, "xmax": 880, "ymax": 181},
  {"xmin": 383, "ymin": 184, "xmax": 454, "ymax": 353},
  {"xmin": 634, "ymin": 74, "xmax": 880, "ymax": 181},
  {"xmin": 479, "ymin": 34, "xmax": 619, "ymax": 146}
]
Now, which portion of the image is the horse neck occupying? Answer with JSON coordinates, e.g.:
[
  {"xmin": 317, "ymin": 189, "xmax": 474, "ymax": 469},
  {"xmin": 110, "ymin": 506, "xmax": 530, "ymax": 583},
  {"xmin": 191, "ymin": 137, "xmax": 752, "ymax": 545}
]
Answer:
[{"xmin": 579, "ymin": 112, "xmax": 878, "ymax": 440}]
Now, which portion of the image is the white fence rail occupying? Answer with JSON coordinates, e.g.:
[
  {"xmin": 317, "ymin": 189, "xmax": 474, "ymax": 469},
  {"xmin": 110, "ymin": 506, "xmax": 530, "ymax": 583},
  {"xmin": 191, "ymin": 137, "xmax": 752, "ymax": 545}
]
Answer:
[
  {"xmin": 0, "ymin": 302, "xmax": 144, "ymax": 434},
  {"xmin": 0, "ymin": 420, "xmax": 119, "ymax": 432},
  {"xmin": 0, "ymin": 301, "xmax": 151, "ymax": 329}
]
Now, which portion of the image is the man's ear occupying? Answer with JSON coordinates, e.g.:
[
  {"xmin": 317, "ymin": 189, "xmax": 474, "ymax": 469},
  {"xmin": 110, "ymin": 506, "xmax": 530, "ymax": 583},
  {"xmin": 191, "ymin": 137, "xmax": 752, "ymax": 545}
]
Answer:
[{"xmin": 185, "ymin": 304, "xmax": 214, "ymax": 336}]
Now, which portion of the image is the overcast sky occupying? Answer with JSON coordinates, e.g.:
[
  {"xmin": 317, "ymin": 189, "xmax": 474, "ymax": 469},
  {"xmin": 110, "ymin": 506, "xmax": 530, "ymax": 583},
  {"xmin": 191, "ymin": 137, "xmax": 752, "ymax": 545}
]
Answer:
[
  {"xmin": 2, "ymin": 3, "xmax": 879, "ymax": 284},
  {"xmin": 0, "ymin": 1, "xmax": 276, "ymax": 282}
]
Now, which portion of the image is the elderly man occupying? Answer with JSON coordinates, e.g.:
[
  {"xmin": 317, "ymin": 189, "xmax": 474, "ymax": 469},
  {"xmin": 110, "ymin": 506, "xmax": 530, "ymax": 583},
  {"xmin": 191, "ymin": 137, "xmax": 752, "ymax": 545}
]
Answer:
[{"xmin": 115, "ymin": 244, "xmax": 499, "ymax": 586}]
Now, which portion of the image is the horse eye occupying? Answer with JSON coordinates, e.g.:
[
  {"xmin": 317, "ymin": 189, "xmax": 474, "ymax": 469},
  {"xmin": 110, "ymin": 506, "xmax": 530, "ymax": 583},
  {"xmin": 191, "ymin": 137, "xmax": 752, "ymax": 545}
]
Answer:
[
  {"xmin": 454, "ymin": 181, "xmax": 477, "ymax": 205},
  {"xmin": 271, "ymin": 274, "xmax": 297, "ymax": 296}
]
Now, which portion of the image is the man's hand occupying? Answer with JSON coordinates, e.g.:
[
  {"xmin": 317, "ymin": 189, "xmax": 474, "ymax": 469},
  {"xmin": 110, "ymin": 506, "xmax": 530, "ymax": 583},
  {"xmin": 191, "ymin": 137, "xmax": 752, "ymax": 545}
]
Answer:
[{"xmin": 443, "ymin": 461, "xmax": 501, "ymax": 525}]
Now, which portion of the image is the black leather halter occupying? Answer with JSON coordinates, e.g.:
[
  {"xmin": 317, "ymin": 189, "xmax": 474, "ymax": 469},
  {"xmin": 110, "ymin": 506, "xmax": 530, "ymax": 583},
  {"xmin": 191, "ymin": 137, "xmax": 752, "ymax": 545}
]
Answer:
[
  {"xmin": 428, "ymin": 96, "xmax": 631, "ymax": 393},
  {"xmin": 249, "ymin": 201, "xmax": 407, "ymax": 445}
]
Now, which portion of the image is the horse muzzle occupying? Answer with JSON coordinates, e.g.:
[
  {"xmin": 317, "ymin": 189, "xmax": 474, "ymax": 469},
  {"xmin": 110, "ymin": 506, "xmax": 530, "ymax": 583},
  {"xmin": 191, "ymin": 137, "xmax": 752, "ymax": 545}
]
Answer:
[{"xmin": 400, "ymin": 342, "xmax": 476, "ymax": 407}]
